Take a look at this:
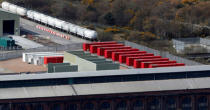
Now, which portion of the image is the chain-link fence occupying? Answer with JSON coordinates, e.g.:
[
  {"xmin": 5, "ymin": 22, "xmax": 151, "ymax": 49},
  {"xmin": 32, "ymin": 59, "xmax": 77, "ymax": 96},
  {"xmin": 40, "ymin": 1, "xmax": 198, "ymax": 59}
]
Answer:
[
  {"xmin": 172, "ymin": 38, "xmax": 210, "ymax": 53},
  {"xmin": 200, "ymin": 38, "xmax": 210, "ymax": 46},
  {"xmin": 0, "ymin": 43, "xmax": 82, "ymax": 61},
  {"xmin": 124, "ymin": 40, "xmax": 202, "ymax": 65}
]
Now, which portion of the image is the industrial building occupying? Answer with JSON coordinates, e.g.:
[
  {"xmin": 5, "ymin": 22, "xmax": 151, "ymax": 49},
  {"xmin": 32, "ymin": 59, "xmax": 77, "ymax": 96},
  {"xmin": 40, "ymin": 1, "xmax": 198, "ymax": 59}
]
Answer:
[
  {"xmin": 0, "ymin": 8, "xmax": 20, "ymax": 36},
  {"xmin": 0, "ymin": 65, "xmax": 210, "ymax": 110},
  {"xmin": 64, "ymin": 51, "xmax": 119, "ymax": 71},
  {"xmin": 0, "ymin": 2, "xmax": 208, "ymax": 110}
]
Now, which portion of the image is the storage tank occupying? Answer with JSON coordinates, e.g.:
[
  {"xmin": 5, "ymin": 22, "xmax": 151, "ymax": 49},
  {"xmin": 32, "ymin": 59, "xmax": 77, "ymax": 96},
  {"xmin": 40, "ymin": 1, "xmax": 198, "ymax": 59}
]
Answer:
[
  {"xmin": 1, "ymin": 2, "xmax": 10, "ymax": 11},
  {"xmin": 69, "ymin": 24, "xmax": 77, "ymax": 34},
  {"xmin": 47, "ymin": 16, "xmax": 56, "ymax": 27},
  {"xmin": 8, "ymin": 4, "xmax": 17, "ymax": 14},
  {"xmin": 62, "ymin": 22, "xmax": 70, "ymax": 32},
  {"xmin": 77, "ymin": 27, "xmax": 85, "ymax": 37},
  {"xmin": 84, "ymin": 29, "xmax": 98, "ymax": 39},
  {"xmin": 33, "ymin": 11, "xmax": 41, "ymax": 22},
  {"xmin": 27, "ymin": 10, "xmax": 34, "ymax": 19},
  {"xmin": 55, "ymin": 19, "xmax": 65, "ymax": 29},
  {"xmin": 16, "ymin": 6, "xmax": 27, "ymax": 16},
  {"xmin": 75, "ymin": 26, "xmax": 82, "ymax": 35},
  {"xmin": 40, "ymin": 14, "xmax": 48, "ymax": 24}
]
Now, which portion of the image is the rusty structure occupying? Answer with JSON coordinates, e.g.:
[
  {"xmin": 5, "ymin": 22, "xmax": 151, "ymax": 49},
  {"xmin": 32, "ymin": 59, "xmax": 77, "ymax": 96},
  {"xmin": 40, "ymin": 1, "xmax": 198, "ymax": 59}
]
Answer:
[{"xmin": 0, "ymin": 65, "xmax": 210, "ymax": 110}]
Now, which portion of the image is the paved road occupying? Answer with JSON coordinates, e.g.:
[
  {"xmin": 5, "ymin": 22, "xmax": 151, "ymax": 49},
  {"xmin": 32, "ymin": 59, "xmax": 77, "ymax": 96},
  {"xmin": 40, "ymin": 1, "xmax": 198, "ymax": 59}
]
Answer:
[{"xmin": 20, "ymin": 18, "xmax": 90, "ymax": 45}]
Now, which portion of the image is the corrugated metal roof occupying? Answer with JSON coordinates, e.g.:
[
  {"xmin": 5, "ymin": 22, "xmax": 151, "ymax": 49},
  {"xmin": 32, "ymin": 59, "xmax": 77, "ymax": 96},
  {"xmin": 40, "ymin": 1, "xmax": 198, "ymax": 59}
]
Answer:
[
  {"xmin": 0, "ymin": 77, "xmax": 210, "ymax": 100},
  {"xmin": 0, "ymin": 65, "xmax": 210, "ymax": 81}
]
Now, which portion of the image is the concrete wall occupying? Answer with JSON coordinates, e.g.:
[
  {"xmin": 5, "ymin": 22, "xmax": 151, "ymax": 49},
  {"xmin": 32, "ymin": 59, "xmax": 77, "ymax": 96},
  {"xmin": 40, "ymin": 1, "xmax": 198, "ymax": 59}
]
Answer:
[
  {"xmin": 64, "ymin": 52, "xmax": 96, "ymax": 71},
  {"xmin": 64, "ymin": 51, "xmax": 120, "ymax": 71},
  {"xmin": 87, "ymin": 58, "xmax": 106, "ymax": 62},
  {"xmin": 64, "ymin": 51, "xmax": 77, "ymax": 64},
  {"xmin": 54, "ymin": 65, "xmax": 78, "ymax": 73},
  {"xmin": 75, "ymin": 57, "xmax": 96, "ymax": 71},
  {"xmin": 48, "ymin": 63, "xmax": 70, "ymax": 73},
  {"xmin": 97, "ymin": 63, "xmax": 120, "ymax": 70},
  {"xmin": 93, "ymin": 61, "xmax": 113, "ymax": 64},
  {"xmin": 0, "ymin": 10, "xmax": 20, "ymax": 36}
]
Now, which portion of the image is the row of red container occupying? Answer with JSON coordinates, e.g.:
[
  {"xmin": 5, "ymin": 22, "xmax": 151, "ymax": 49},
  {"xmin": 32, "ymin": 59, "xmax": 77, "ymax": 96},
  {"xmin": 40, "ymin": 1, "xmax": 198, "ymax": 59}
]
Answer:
[
  {"xmin": 149, "ymin": 63, "xmax": 185, "ymax": 68},
  {"xmin": 98, "ymin": 46, "xmax": 132, "ymax": 56},
  {"xmin": 83, "ymin": 42, "xmax": 185, "ymax": 68},
  {"xmin": 90, "ymin": 44, "xmax": 124, "ymax": 53},
  {"xmin": 44, "ymin": 56, "xmax": 64, "ymax": 64},
  {"xmin": 83, "ymin": 41, "xmax": 117, "ymax": 51}
]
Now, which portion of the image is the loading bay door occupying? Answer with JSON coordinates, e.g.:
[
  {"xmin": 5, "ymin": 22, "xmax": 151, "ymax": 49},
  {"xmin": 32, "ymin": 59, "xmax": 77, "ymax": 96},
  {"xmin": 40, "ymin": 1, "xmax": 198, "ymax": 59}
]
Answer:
[{"xmin": 3, "ymin": 20, "xmax": 15, "ymax": 35}]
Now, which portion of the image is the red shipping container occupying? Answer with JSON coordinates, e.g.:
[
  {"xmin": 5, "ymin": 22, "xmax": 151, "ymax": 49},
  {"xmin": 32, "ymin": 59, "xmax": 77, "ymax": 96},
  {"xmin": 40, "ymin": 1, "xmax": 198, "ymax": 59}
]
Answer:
[
  {"xmin": 149, "ymin": 63, "xmax": 185, "ymax": 68},
  {"xmin": 104, "ymin": 48, "xmax": 139, "ymax": 58},
  {"xmin": 44, "ymin": 57, "xmax": 54, "ymax": 64},
  {"xmin": 56, "ymin": 57, "xmax": 64, "ymax": 63},
  {"xmin": 134, "ymin": 58, "xmax": 169, "ymax": 68},
  {"xmin": 119, "ymin": 53, "xmax": 153, "ymax": 63},
  {"xmin": 83, "ymin": 41, "xmax": 117, "ymax": 51},
  {"xmin": 90, "ymin": 44, "xmax": 124, "ymax": 53},
  {"xmin": 142, "ymin": 60, "xmax": 177, "ymax": 68},
  {"xmin": 97, "ymin": 46, "xmax": 132, "ymax": 56},
  {"xmin": 112, "ymin": 51, "xmax": 147, "ymax": 61},
  {"xmin": 126, "ymin": 56, "xmax": 162, "ymax": 66},
  {"xmin": 44, "ymin": 56, "xmax": 64, "ymax": 64}
]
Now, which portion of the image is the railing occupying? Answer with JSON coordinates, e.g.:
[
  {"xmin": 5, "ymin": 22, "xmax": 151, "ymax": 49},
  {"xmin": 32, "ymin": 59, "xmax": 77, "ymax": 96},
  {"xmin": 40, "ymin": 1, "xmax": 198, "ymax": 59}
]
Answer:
[{"xmin": 0, "ymin": 43, "xmax": 82, "ymax": 61}]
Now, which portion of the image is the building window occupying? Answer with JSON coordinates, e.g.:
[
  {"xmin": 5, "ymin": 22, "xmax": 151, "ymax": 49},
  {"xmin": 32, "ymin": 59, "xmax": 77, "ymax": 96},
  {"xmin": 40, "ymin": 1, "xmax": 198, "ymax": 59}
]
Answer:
[
  {"xmin": 139, "ymin": 74, "xmax": 154, "ymax": 81},
  {"xmin": 166, "ymin": 97, "xmax": 176, "ymax": 110},
  {"xmin": 123, "ymin": 75, "xmax": 138, "ymax": 81},
  {"xmin": 133, "ymin": 100, "xmax": 143, "ymax": 110},
  {"xmin": 16, "ymin": 104, "xmax": 27, "ymax": 110},
  {"xmin": 106, "ymin": 76, "xmax": 122, "ymax": 82},
  {"xmin": 74, "ymin": 78, "xmax": 90, "ymax": 84},
  {"xmin": 52, "ymin": 104, "xmax": 61, "ymax": 110},
  {"xmin": 188, "ymin": 71, "xmax": 210, "ymax": 78},
  {"xmin": 0, "ymin": 104, "xmax": 10, "ymax": 110},
  {"xmin": 90, "ymin": 77, "xmax": 106, "ymax": 83},
  {"xmin": 116, "ymin": 101, "xmax": 127, "ymax": 110},
  {"xmin": 100, "ymin": 102, "xmax": 111, "ymax": 110},
  {"xmin": 83, "ymin": 102, "xmax": 95, "ymax": 110},
  {"xmin": 181, "ymin": 97, "xmax": 192, "ymax": 110},
  {"xmin": 147, "ymin": 98, "xmax": 161, "ymax": 110},
  {"xmin": 33, "ymin": 104, "xmax": 44, "ymax": 110},
  {"xmin": 197, "ymin": 96, "xmax": 208, "ymax": 110},
  {"xmin": 66, "ymin": 104, "xmax": 77, "ymax": 110}
]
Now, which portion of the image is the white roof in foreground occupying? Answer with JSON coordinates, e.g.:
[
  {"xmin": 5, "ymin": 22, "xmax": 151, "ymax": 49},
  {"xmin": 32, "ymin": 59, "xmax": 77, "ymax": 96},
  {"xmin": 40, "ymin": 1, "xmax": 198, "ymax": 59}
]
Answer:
[
  {"xmin": 0, "ymin": 65, "xmax": 210, "ymax": 81},
  {"xmin": 0, "ymin": 77, "xmax": 210, "ymax": 100}
]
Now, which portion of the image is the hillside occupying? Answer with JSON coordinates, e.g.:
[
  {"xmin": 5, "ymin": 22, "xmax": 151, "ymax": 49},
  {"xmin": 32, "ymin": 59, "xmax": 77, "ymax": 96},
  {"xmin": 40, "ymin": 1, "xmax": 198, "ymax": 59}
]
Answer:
[{"xmin": 4, "ymin": 0, "xmax": 210, "ymax": 45}]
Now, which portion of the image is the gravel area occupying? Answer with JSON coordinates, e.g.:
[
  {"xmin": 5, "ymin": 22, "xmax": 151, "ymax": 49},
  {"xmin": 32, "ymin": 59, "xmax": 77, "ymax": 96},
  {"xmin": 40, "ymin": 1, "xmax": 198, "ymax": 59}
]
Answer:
[{"xmin": 0, "ymin": 58, "xmax": 47, "ymax": 73}]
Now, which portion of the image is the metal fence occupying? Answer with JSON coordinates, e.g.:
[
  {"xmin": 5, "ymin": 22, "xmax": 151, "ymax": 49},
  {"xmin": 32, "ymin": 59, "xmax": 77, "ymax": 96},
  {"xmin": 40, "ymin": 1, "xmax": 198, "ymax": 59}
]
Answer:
[
  {"xmin": 172, "ymin": 38, "xmax": 210, "ymax": 52},
  {"xmin": 0, "ymin": 43, "xmax": 82, "ymax": 61},
  {"xmin": 124, "ymin": 40, "xmax": 203, "ymax": 65},
  {"xmin": 200, "ymin": 38, "xmax": 210, "ymax": 46}
]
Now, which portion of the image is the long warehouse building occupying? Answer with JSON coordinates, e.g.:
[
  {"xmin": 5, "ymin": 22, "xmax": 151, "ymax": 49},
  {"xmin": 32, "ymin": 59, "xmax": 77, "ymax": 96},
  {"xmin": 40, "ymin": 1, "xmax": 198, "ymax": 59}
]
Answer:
[{"xmin": 0, "ymin": 65, "xmax": 210, "ymax": 110}]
